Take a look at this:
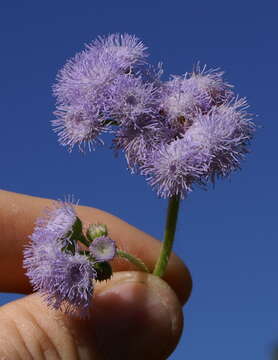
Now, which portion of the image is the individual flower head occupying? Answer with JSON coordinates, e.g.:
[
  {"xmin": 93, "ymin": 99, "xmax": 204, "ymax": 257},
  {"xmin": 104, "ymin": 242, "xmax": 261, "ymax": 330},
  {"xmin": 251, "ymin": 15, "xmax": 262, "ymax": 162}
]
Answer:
[
  {"xmin": 159, "ymin": 67, "xmax": 233, "ymax": 139},
  {"xmin": 110, "ymin": 74, "xmax": 163, "ymax": 170},
  {"xmin": 141, "ymin": 136, "xmax": 212, "ymax": 198},
  {"xmin": 192, "ymin": 98, "xmax": 254, "ymax": 179},
  {"xmin": 89, "ymin": 236, "xmax": 116, "ymax": 262},
  {"xmin": 23, "ymin": 229, "xmax": 63, "ymax": 292},
  {"xmin": 114, "ymin": 116, "xmax": 165, "ymax": 171},
  {"xmin": 24, "ymin": 199, "xmax": 80, "ymax": 293},
  {"xmin": 35, "ymin": 198, "xmax": 78, "ymax": 239},
  {"xmin": 53, "ymin": 44, "xmax": 125, "ymax": 151},
  {"xmin": 108, "ymin": 74, "xmax": 159, "ymax": 126},
  {"xmin": 53, "ymin": 49, "xmax": 122, "ymax": 106},
  {"xmin": 160, "ymin": 75, "xmax": 200, "ymax": 123},
  {"xmin": 45, "ymin": 252, "xmax": 97, "ymax": 317},
  {"xmin": 186, "ymin": 64, "xmax": 233, "ymax": 109},
  {"xmin": 52, "ymin": 104, "xmax": 106, "ymax": 151},
  {"xmin": 88, "ymin": 33, "xmax": 148, "ymax": 69},
  {"xmin": 114, "ymin": 105, "xmax": 178, "ymax": 172}
]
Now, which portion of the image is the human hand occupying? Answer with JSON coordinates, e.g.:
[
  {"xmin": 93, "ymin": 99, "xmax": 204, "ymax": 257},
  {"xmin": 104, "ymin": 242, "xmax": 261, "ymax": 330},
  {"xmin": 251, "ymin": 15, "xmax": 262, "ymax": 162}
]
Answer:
[{"xmin": 0, "ymin": 190, "xmax": 192, "ymax": 359}]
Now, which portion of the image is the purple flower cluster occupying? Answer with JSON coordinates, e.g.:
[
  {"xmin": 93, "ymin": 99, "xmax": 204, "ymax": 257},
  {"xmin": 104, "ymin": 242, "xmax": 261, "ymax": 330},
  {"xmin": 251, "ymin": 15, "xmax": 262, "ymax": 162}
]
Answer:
[
  {"xmin": 24, "ymin": 201, "xmax": 116, "ymax": 316},
  {"xmin": 53, "ymin": 34, "xmax": 254, "ymax": 198},
  {"xmin": 53, "ymin": 34, "xmax": 148, "ymax": 151}
]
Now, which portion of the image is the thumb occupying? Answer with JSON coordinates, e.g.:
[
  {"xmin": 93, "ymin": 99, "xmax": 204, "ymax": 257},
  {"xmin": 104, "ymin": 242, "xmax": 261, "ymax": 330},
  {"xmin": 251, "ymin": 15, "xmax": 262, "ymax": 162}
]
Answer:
[{"xmin": 0, "ymin": 271, "xmax": 184, "ymax": 360}]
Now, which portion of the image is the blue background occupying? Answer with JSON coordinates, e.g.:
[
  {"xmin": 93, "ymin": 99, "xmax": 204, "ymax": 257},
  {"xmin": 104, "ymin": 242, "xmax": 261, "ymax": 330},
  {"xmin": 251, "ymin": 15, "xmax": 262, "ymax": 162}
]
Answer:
[{"xmin": 0, "ymin": 0, "xmax": 277, "ymax": 358}]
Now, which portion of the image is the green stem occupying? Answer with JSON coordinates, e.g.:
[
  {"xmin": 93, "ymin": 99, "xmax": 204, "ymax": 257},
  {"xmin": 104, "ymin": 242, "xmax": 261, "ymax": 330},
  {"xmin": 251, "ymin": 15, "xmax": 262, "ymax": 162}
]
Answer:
[
  {"xmin": 117, "ymin": 249, "xmax": 150, "ymax": 273},
  {"xmin": 153, "ymin": 194, "xmax": 181, "ymax": 277}
]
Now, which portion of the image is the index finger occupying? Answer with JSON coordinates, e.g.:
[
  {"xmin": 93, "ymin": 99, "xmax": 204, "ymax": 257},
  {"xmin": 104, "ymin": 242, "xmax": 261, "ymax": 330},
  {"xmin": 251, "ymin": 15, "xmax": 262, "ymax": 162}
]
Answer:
[{"xmin": 0, "ymin": 190, "xmax": 192, "ymax": 304}]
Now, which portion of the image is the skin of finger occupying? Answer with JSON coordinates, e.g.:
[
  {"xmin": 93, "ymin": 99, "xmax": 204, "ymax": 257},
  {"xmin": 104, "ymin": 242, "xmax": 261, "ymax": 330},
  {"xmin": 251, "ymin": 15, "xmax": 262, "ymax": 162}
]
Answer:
[
  {"xmin": 0, "ymin": 272, "xmax": 183, "ymax": 360},
  {"xmin": 0, "ymin": 190, "xmax": 192, "ymax": 304}
]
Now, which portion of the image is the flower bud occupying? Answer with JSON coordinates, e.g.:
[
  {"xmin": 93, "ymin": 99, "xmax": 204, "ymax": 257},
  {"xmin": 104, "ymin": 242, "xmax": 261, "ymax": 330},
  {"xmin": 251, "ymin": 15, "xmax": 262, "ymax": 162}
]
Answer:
[
  {"xmin": 87, "ymin": 223, "xmax": 108, "ymax": 242},
  {"xmin": 89, "ymin": 236, "xmax": 116, "ymax": 262}
]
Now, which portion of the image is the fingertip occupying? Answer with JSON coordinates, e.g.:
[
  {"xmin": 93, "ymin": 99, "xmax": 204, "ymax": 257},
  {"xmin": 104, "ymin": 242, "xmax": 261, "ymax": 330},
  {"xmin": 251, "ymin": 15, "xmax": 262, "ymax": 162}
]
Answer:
[{"xmin": 90, "ymin": 271, "xmax": 184, "ymax": 359}]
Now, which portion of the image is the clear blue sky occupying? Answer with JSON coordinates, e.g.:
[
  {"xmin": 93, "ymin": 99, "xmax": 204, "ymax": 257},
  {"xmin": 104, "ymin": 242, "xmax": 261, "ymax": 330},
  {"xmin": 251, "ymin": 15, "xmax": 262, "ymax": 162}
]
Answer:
[{"xmin": 1, "ymin": 1, "xmax": 277, "ymax": 358}]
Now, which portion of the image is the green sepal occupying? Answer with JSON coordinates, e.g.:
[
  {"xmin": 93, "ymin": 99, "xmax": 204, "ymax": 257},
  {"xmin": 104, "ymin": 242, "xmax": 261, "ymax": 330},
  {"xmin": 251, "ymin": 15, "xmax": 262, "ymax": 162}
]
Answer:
[
  {"xmin": 69, "ymin": 217, "xmax": 90, "ymax": 247},
  {"xmin": 62, "ymin": 239, "xmax": 75, "ymax": 255},
  {"xmin": 94, "ymin": 261, "xmax": 113, "ymax": 282},
  {"xmin": 71, "ymin": 217, "xmax": 83, "ymax": 238},
  {"xmin": 62, "ymin": 217, "xmax": 90, "ymax": 254}
]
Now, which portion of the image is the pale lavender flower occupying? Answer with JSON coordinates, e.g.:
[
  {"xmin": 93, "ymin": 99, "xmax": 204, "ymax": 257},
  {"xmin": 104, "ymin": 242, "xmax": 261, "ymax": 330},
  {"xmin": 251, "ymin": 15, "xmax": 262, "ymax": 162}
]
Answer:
[
  {"xmin": 53, "ymin": 48, "xmax": 123, "ymax": 151},
  {"xmin": 53, "ymin": 104, "xmax": 105, "ymax": 151},
  {"xmin": 35, "ymin": 199, "xmax": 77, "ymax": 239},
  {"xmin": 46, "ymin": 252, "xmax": 96, "ymax": 317},
  {"xmin": 114, "ymin": 118, "xmax": 164, "ymax": 171},
  {"xmin": 186, "ymin": 65, "xmax": 233, "ymax": 108},
  {"xmin": 109, "ymin": 74, "xmax": 159, "ymax": 125},
  {"xmin": 160, "ymin": 76, "xmax": 206, "ymax": 122},
  {"xmin": 114, "ymin": 107, "xmax": 183, "ymax": 172},
  {"xmin": 193, "ymin": 98, "xmax": 254, "ymax": 179},
  {"xmin": 89, "ymin": 236, "xmax": 116, "ymax": 262},
  {"xmin": 88, "ymin": 33, "xmax": 148, "ymax": 69},
  {"xmin": 53, "ymin": 50, "xmax": 122, "ymax": 106},
  {"xmin": 110, "ymin": 73, "xmax": 163, "ymax": 169},
  {"xmin": 53, "ymin": 34, "xmax": 149, "ymax": 151},
  {"xmin": 24, "ymin": 199, "xmax": 78, "ymax": 296},
  {"xmin": 23, "ymin": 229, "xmax": 62, "ymax": 292},
  {"xmin": 159, "ymin": 66, "xmax": 233, "ymax": 132},
  {"xmin": 142, "ymin": 136, "xmax": 211, "ymax": 198}
]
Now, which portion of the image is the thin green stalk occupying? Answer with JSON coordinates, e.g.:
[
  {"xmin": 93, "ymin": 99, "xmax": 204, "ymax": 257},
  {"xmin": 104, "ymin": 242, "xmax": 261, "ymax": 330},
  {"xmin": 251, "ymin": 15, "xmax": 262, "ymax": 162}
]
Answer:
[
  {"xmin": 153, "ymin": 194, "xmax": 180, "ymax": 277},
  {"xmin": 117, "ymin": 249, "xmax": 150, "ymax": 273}
]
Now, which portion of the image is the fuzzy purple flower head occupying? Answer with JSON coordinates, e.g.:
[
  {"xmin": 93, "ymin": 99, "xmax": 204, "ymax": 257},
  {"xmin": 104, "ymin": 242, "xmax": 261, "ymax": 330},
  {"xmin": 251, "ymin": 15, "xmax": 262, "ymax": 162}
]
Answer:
[
  {"xmin": 88, "ymin": 33, "xmax": 148, "ymax": 69},
  {"xmin": 53, "ymin": 105, "xmax": 106, "ymax": 151},
  {"xmin": 159, "ymin": 66, "xmax": 233, "ymax": 127},
  {"xmin": 53, "ymin": 51, "xmax": 119, "ymax": 151},
  {"xmin": 24, "ymin": 229, "xmax": 62, "ymax": 292},
  {"xmin": 141, "ymin": 135, "xmax": 211, "ymax": 198},
  {"xmin": 35, "ymin": 199, "xmax": 77, "ymax": 238},
  {"xmin": 108, "ymin": 74, "xmax": 159, "ymax": 126},
  {"xmin": 46, "ymin": 252, "xmax": 97, "ymax": 316}
]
